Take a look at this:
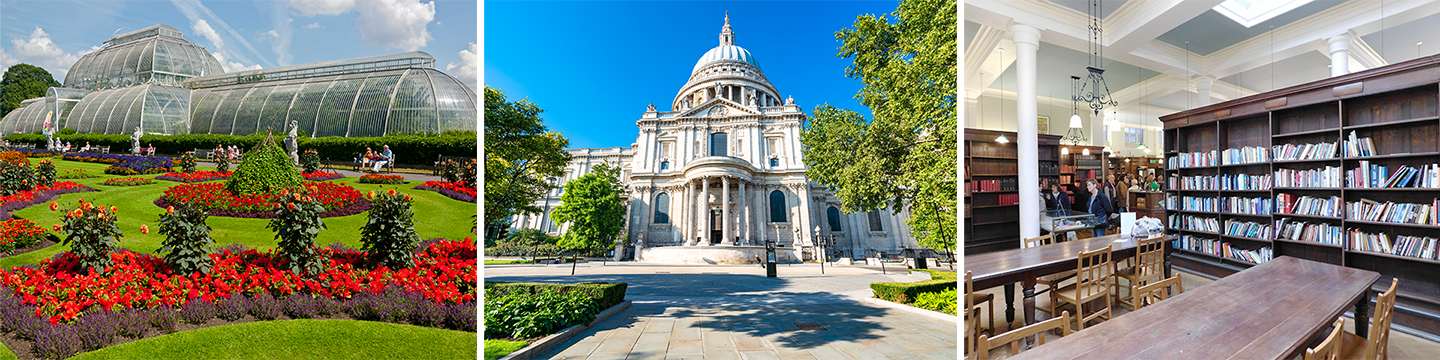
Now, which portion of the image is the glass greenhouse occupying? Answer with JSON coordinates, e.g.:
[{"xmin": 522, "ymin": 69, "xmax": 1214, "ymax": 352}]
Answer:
[{"xmin": 0, "ymin": 24, "xmax": 476, "ymax": 137}]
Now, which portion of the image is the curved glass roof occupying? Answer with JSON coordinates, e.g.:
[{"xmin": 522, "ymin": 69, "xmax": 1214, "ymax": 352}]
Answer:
[
  {"xmin": 0, "ymin": 98, "xmax": 50, "ymax": 134},
  {"xmin": 65, "ymin": 84, "xmax": 192, "ymax": 135},
  {"xmin": 64, "ymin": 25, "xmax": 224, "ymax": 91},
  {"xmin": 184, "ymin": 52, "xmax": 436, "ymax": 89},
  {"xmin": 187, "ymin": 68, "xmax": 475, "ymax": 137}
]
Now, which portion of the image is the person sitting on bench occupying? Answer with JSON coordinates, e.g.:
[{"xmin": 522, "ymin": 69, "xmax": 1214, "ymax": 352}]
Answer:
[{"xmin": 371, "ymin": 145, "xmax": 392, "ymax": 173}]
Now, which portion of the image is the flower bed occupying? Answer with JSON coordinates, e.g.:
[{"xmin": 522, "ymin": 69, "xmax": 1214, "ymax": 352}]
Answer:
[
  {"xmin": 100, "ymin": 177, "xmax": 156, "ymax": 186},
  {"xmin": 56, "ymin": 169, "xmax": 98, "ymax": 179},
  {"xmin": 414, "ymin": 181, "xmax": 475, "ymax": 203},
  {"xmin": 0, "ymin": 240, "xmax": 477, "ymax": 325},
  {"xmin": 301, "ymin": 171, "xmax": 344, "ymax": 182},
  {"xmin": 0, "ymin": 182, "xmax": 97, "ymax": 219},
  {"xmin": 60, "ymin": 152, "xmax": 127, "ymax": 164},
  {"xmin": 8, "ymin": 148, "xmax": 58, "ymax": 158},
  {"xmin": 104, "ymin": 156, "xmax": 174, "ymax": 176},
  {"xmin": 155, "ymin": 171, "xmax": 232, "ymax": 183},
  {"xmin": 157, "ymin": 181, "xmax": 369, "ymax": 219},
  {"xmin": 0, "ymin": 219, "xmax": 48, "ymax": 254},
  {"xmin": 358, "ymin": 174, "xmax": 406, "ymax": 184}
]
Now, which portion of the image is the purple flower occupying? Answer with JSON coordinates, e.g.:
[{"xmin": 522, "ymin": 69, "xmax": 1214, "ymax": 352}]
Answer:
[
  {"xmin": 73, "ymin": 309, "xmax": 119, "ymax": 351},
  {"xmin": 283, "ymin": 295, "xmax": 321, "ymax": 319},
  {"xmin": 215, "ymin": 292, "xmax": 251, "ymax": 321},
  {"xmin": 179, "ymin": 297, "xmax": 218, "ymax": 324},
  {"xmin": 32, "ymin": 322, "xmax": 81, "ymax": 359},
  {"xmin": 145, "ymin": 306, "xmax": 180, "ymax": 334},
  {"xmin": 447, "ymin": 302, "xmax": 477, "ymax": 332},
  {"xmin": 115, "ymin": 308, "xmax": 148, "ymax": 338},
  {"xmin": 249, "ymin": 292, "xmax": 282, "ymax": 320}
]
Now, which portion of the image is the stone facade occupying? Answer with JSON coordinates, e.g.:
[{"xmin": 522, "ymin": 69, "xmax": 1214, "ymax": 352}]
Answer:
[{"xmin": 511, "ymin": 16, "xmax": 922, "ymax": 262}]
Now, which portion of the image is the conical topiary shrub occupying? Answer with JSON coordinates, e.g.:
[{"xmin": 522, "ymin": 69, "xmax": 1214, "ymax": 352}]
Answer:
[{"xmin": 225, "ymin": 132, "xmax": 302, "ymax": 196}]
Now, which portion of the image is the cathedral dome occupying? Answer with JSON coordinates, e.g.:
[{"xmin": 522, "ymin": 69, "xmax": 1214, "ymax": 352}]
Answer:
[{"xmin": 692, "ymin": 44, "xmax": 761, "ymax": 74}]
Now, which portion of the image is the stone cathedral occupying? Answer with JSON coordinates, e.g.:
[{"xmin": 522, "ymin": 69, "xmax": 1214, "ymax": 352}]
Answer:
[{"xmin": 510, "ymin": 16, "xmax": 922, "ymax": 264}]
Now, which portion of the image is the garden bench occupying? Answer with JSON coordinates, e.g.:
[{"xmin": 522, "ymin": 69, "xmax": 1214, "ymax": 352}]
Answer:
[
  {"xmin": 96, "ymin": 146, "xmax": 110, "ymax": 154},
  {"xmin": 192, "ymin": 149, "xmax": 211, "ymax": 160}
]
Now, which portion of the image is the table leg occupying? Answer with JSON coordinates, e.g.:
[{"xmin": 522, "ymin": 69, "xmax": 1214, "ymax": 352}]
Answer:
[
  {"xmin": 1356, "ymin": 289, "xmax": 1373, "ymax": 338},
  {"xmin": 1023, "ymin": 278, "xmax": 1038, "ymax": 327},
  {"xmin": 1004, "ymin": 283, "xmax": 1016, "ymax": 325}
]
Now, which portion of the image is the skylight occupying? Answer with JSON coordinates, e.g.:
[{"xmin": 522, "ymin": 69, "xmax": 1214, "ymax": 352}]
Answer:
[{"xmin": 1213, "ymin": 0, "xmax": 1313, "ymax": 28}]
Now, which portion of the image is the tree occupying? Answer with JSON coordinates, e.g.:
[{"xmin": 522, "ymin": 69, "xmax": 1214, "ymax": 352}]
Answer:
[
  {"xmin": 483, "ymin": 86, "xmax": 571, "ymax": 240},
  {"xmin": 800, "ymin": 0, "xmax": 957, "ymax": 256},
  {"xmin": 550, "ymin": 163, "xmax": 626, "ymax": 270},
  {"xmin": 1, "ymin": 64, "xmax": 61, "ymax": 117}
]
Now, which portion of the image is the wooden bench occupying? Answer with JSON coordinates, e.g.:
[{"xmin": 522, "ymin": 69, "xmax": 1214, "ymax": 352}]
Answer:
[{"xmin": 96, "ymin": 146, "xmax": 110, "ymax": 154}]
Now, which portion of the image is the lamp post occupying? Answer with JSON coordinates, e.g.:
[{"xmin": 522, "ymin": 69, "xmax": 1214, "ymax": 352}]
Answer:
[{"xmin": 814, "ymin": 226, "xmax": 824, "ymax": 274}]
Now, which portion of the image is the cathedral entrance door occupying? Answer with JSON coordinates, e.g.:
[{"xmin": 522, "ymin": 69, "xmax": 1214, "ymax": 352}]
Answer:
[{"xmin": 710, "ymin": 208, "xmax": 723, "ymax": 244}]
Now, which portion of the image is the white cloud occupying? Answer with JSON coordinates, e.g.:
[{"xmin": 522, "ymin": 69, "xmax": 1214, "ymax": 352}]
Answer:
[
  {"xmin": 192, "ymin": 19, "xmax": 225, "ymax": 49},
  {"xmin": 0, "ymin": 27, "xmax": 99, "ymax": 82},
  {"xmin": 435, "ymin": 21, "xmax": 441, "ymax": 25},
  {"xmin": 171, "ymin": 0, "xmax": 273, "ymax": 67},
  {"xmin": 264, "ymin": 30, "xmax": 280, "ymax": 39},
  {"xmin": 354, "ymin": 0, "xmax": 434, "ymax": 51},
  {"xmin": 211, "ymin": 51, "xmax": 262, "ymax": 73},
  {"xmin": 445, "ymin": 42, "xmax": 477, "ymax": 90},
  {"xmin": 303, "ymin": 22, "xmax": 322, "ymax": 29},
  {"xmin": 288, "ymin": 0, "xmax": 355, "ymax": 16}
]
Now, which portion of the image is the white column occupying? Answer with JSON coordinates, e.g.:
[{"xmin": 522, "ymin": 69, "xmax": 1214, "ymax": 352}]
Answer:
[
  {"xmin": 700, "ymin": 176, "xmax": 710, "ymax": 245},
  {"xmin": 1328, "ymin": 32, "xmax": 1353, "ymax": 77},
  {"xmin": 1196, "ymin": 76, "xmax": 1214, "ymax": 107},
  {"xmin": 1013, "ymin": 23, "xmax": 1042, "ymax": 240},
  {"xmin": 684, "ymin": 181, "xmax": 695, "ymax": 245},
  {"xmin": 722, "ymin": 176, "xmax": 732, "ymax": 245},
  {"xmin": 797, "ymin": 185, "xmax": 813, "ymax": 248},
  {"xmin": 740, "ymin": 180, "xmax": 749, "ymax": 245}
]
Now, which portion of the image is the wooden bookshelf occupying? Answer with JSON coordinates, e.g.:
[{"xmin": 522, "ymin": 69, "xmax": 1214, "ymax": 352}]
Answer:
[
  {"xmin": 1160, "ymin": 55, "xmax": 1440, "ymax": 335},
  {"xmin": 964, "ymin": 129, "xmax": 1062, "ymax": 254}
]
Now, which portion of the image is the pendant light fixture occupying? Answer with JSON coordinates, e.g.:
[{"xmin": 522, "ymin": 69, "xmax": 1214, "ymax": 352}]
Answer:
[
  {"xmin": 1074, "ymin": 0, "xmax": 1118, "ymax": 117},
  {"xmin": 996, "ymin": 134, "xmax": 1010, "ymax": 143},
  {"xmin": 1062, "ymin": 76, "xmax": 1089, "ymax": 145}
]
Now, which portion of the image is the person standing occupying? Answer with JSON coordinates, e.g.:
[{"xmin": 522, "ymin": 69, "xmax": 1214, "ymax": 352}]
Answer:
[
  {"xmin": 1051, "ymin": 182, "xmax": 1069, "ymax": 211},
  {"xmin": 1070, "ymin": 178, "xmax": 1091, "ymax": 213},
  {"xmin": 1086, "ymin": 179, "xmax": 1112, "ymax": 237}
]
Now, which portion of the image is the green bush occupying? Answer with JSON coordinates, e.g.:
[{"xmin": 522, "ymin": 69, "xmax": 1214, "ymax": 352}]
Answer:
[
  {"xmin": 156, "ymin": 205, "xmax": 215, "ymax": 275},
  {"xmin": 57, "ymin": 199, "xmax": 125, "ymax": 273},
  {"xmin": 360, "ymin": 189, "xmax": 421, "ymax": 269},
  {"xmin": 226, "ymin": 135, "xmax": 303, "ymax": 196},
  {"xmin": 34, "ymin": 158, "xmax": 56, "ymax": 187},
  {"xmin": 301, "ymin": 149, "xmax": 321, "ymax": 173},
  {"xmin": 177, "ymin": 153, "xmax": 197, "ymax": 173},
  {"xmin": 913, "ymin": 288, "xmax": 957, "ymax": 315},
  {"xmin": 484, "ymin": 288, "xmax": 601, "ymax": 340},
  {"xmin": 911, "ymin": 269, "xmax": 957, "ymax": 280},
  {"xmin": 870, "ymin": 279, "xmax": 957, "ymax": 304},
  {"xmin": 268, "ymin": 188, "xmax": 327, "ymax": 275},
  {"xmin": 4, "ymin": 133, "xmax": 475, "ymax": 166},
  {"xmin": 484, "ymin": 281, "xmax": 627, "ymax": 309},
  {"xmin": 215, "ymin": 153, "xmax": 230, "ymax": 173}
]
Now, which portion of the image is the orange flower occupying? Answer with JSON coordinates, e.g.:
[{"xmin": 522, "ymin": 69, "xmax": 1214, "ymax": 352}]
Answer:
[
  {"xmin": 49, "ymin": 202, "xmax": 58, "ymax": 211},
  {"xmin": 404, "ymin": 194, "xmax": 411, "ymax": 201},
  {"xmin": 110, "ymin": 206, "xmax": 117, "ymax": 213},
  {"xmin": 140, "ymin": 225, "xmax": 149, "ymax": 234},
  {"xmin": 366, "ymin": 191, "xmax": 375, "ymax": 199},
  {"xmin": 387, "ymin": 189, "xmax": 396, "ymax": 197},
  {"xmin": 167, "ymin": 206, "xmax": 175, "ymax": 214},
  {"xmin": 52, "ymin": 224, "xmax": 62, "ymax": 232},
  {"xmin": 286, "ymin": 202, "xmax": 296, "ymax": 211},
  {"xmin": 280, "ymin": 189, "xmax": 289, "ymax": 196},
  {"xmin": 82, "ymin": 202, "xmax": 92, "ymax": 211}
]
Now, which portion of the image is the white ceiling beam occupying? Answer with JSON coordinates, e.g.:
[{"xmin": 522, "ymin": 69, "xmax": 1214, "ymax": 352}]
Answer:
[
  {"xmin": 1105, "ymin": 0, "xmax": 1224, "ymax": 54},
  {"xmin": 964, "ymin": 25, "xmax": 1007, "ymax": 97},
  {"xmin": 1348, "ymin": 34, "xmax": 1388, "ymax": 70}
]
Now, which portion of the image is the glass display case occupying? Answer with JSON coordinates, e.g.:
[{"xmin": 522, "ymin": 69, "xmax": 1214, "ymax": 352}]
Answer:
[{"xmin": 1040, "ymin": 209, "xmax": 1099, "ymax": 235}]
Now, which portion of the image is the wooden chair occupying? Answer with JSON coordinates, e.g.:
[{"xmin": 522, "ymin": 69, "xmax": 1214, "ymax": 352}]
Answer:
[
  {"xmin": 1305, "ymin": 317, "xmax": 1346, "ymax": 360},
  {"xmin": 1340, "ymin": 278, "xmax": 1398, "ymax": 360},
  {"xmin": 974, "ymin": 311, "xmax": 1073, "ymax": 360},
  {"xmin": 1131, "ymin": 275, "xmax": 1183, "ymax": 309},
  {"xmin": 1114, "ymin": 235, "xmax": 1166, "ymax": 309},
  {"xmin": 964, "ymin": 271, "xmax": 988, "ymax": 359},
  {"xmin": 1051, "ymin": 246, "xmax": 1112, "ymax": 330},
  {"xmin": 965, "ymin": 271, "xmax": 996, "ymax": 338},
  {"xmin": 1023, "ymin": 234, "xmax": 1074, "ymax": 317}
]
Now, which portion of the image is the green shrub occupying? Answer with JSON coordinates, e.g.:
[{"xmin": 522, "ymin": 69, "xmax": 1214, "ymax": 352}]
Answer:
[
  {"xmin": 484, "ymin": 288, "xmax": 601, "ymax": 340},
  {"xmin": 177, "ymin": 153, "xmax": 197, "ymax": 173},
  {"xmin": 215, "ymin": 153, "xmax": 230, "ymax": 173},
  {"xmin": 268, "ymin": 188, "xmax": 327, "ymax": 275},
  {"xmin": 4, "ymin": 132, "xmax": 477, "ymax": 166},
  {"xmin": 0, "ymin": 161, "xmax": 35, "ymax": 196},
  {"xmin": 157, "ymin": 205, "xmax": 215, "ymax": 275},
  {"xmin": 870, "ymin": 279, "xmax": 957, "ymax": 304},
  {"xmin": 911, "ymin": 269, "xmax": 957, "ymax": 280},
  {"xmin": 484, "ymin": 281, "xmax": 627, "ymax": 309},
  {"xmin": 226, "ymin": 134, "xmax": 302, "ymax": 196},
  {"xmin": 57, "ymin": 199, "xmax": 125, "ymax": 273},
  {"xmin": 360, "ymin": 189, "xmax": 421, "ymax": 269},
  {"xmin": 913, "ymin": 288, "xmax": 957, "ymax": 315},
  {"xmin": 34, "ymin": 159, "xmax": 56, "ymax": 187},
  {"xmin": 301, "ymin": 149, "xmax": 321, "ymax": 173}
]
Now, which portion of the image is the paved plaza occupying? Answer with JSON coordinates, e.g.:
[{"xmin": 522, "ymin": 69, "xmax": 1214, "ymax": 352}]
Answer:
[{"xmin": 486, "ymin": 263, "xmax": 959, "ymax": 360}]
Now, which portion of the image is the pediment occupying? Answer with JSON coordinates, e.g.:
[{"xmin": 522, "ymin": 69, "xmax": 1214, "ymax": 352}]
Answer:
[{"xmin": 674, "ymin": 97, "xmax": 759, "ymax": 118}]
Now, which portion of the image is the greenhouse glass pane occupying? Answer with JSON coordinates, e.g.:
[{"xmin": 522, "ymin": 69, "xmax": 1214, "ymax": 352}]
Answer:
[
  {"xmin": 386, "ymin": 69, "xmax": 434, "ymax": 135},
  {"xmin": 313, "ymin": 76, "xmax": 366, "ymax": 137},
  {"xmin": 55, "ymin": 101, "xmax": 79, "ymax": 129},
  {"xmin": 187, "ymin": 89, "xmax": 220, "ymax": 134},
  {"xmin": 232, "ymin": 85, "xmax": 274, "ymax": 135},
  {"xmin": 68, "ymin": 92, "xmax": 102, "ymax": 133},
  {"xmin": 152, "ymin": 42, "xmax": 171, "ymax": 83},
  {"xmin": 286, "ymin": 79, "xmax": 335, "ymax": 136},
  {"xmin": 258, "ymin": 80, "xmax": 304, "ymax": 135},
  {"xmin": 93, "ymin": 89, "xmax": 128, "ymax": 133},
  {"xmin": 347, "ymin": 70, "xmax": 403, "ymax": 137},
  {"xmin": 117, "ymin": 87, "xmax": 148, "ymax": 134},
  {"xmin": 138, "ymin": 42, "xmax": 155, "ymax": 74},
  {"xmin": 426, "ymin": 70, "xmax": 478, "ymax": 134},
  {"xmin": 210, "ymin": 86, "xmax": 253, "ymax": 135}
]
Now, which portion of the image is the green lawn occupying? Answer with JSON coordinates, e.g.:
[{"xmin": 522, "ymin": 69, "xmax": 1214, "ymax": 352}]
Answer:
[
  {"xmin": 71, "ymin": 320, "xmax": 477, "ymax": 360},
  {"xmin": 483, "ymin": 339, "xmax": 528, "ymax": 360},
  {"xmin": 0, "ymin": 339, "xmax": 15, "ymax": 360},
  {"xmin": 0, "ymin": 159, "xmax": 476, "ymax": 269}
]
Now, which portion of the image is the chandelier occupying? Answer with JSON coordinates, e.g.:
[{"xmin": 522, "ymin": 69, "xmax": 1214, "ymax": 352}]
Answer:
[
  {"xmin": 1061, "ymin": 75, "xmax": 1088, "ymax": 145},
  {"xmin": 1074, "ymin": 0, "xmax": 1118, "ymax": 118}
]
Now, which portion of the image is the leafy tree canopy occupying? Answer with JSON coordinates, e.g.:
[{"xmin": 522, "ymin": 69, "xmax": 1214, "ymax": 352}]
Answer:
[
  {"xmin": 550, "ymin": 164, "xmax": 626, "ymax": 252},
  {"xmin": 1, "ymin": 63, "xmax": 61, "ymax": 118},
  {"xmin": 800, "ymin": 0, "xmax": 957, "ymax": 253},
  {"xmin": 483, "ymin": 86, "xmax": 571, "ymax": 239}
]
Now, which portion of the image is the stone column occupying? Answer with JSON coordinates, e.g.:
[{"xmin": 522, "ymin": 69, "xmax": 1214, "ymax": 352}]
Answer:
[
  {"xmin": 740, "ymin": 180, "xmax": 750, "ymax": 245},
  {"xmin": 1328, "ymin": 32, "xmax": 1353, "ymax": 77},
  {"xmin": 721, "ymin": 176, "xmax": 732, "ymax": 245},
  {"xmin": 1013, "ymin": 23, "xmax": 1042, "ymax": 240},
  {"xmin": 685, "ymin": 180, "xmax": 695, "ymax": 246},
  {"xmin": 700, "ymin": 176, "xmax": 710, "ymax": 245},
  {"xmin": 798, "ymin": 184, "xmax": 814, "ymax": 247},
  {"xmin": 1196, "ymin": 76, "xmax": 1214, "ymax": 107}
]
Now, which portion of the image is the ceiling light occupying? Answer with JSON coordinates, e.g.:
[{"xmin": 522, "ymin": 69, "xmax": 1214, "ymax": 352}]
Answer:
[
  {"xmin": 1061, "ymin": 147, "xmax": 1069, "ymax": 155},
  {"xmin": 996, "ymin": 134, "xmax": 1009, "ymax": 143},
  {"xmin": 1213, "ymin": 0, "xmax": 1315, "ymax": 28}
]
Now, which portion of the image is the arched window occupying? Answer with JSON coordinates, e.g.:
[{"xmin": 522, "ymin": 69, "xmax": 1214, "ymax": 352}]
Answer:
[
  {"xmin": 659, "ymin": 161, "xmax": 669, "ymax": 170},
  {"xmin": 710, "ymin": 132, "xmax": 728, "ymax": 156},
  {"xmin": 770, "ymin": 158, "xmax": 779, "ymax": 167},
  {"xmin": 827, "ymin": 207, "xmax": 842, "ymax": 232},
  {"xmin": 868, "ymin": 211, "xmax": 883, "ymax": 231},
  {"xmin": 769, "ymin": 190, "xmax": 787, "ymax": 222},
  {"xmin": 653, "ymin": 193, "xmax": 670, "ymax": 224}
]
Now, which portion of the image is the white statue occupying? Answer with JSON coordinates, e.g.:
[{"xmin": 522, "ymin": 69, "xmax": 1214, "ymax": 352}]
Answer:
[
  {"xmin": 284, "ymin": 119, "xmax": 299, "ymax": 165},
  {"xmin": 130, "ymin": 126, "xmax": 143, "ymax": 154},
  {"xmin": 785, "ymin": 95, "xmax": 794, "ymax": 105},
  {"xmin": 646, "ymin": 102, "xmax": 656, "ymax": 112}
]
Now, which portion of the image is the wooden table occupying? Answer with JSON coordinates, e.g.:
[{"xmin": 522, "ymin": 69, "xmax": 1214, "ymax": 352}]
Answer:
[
  {"xmin": 966, "ymin": 233, "xmax": 1168, "ymax": 327},
  {"xmin": 1007, "ymin": 256, "xmax": 1381, "ymax": 360}
]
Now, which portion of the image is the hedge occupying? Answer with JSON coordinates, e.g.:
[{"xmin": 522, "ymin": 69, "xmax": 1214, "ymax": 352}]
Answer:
[
  {"xmin": 484, "ymin": 281, "xmax": 627, "ymax": 309},
  {"xmin": 910, "ymin": 269, "xmax": 957, "ymax": 280},
  {"xmin": 870, "ymin": 279, "xmax": 957, "ymax": 304},
  {"xmin": 3, "ymin": 132, "xmax": 476, "ymax": 166}
]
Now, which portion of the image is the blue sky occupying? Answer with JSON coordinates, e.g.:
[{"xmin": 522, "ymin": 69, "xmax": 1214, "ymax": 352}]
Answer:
[
  {"xmin": 486, "ymin": 1, "xmax": 899, "ymax": 149},
  {"xmin": 0, "ymin": 0, "xmax": 477, "ymax": 89}
]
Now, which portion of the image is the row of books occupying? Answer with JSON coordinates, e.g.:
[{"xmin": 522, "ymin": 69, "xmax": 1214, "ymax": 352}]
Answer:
[
  {"xmin": 1168, "ymin": 214, "xmax": 1220, "ymax": 233},
  {"xmin": 1172, "ymin": 235, "xmax": 1272, "ymax": 264},
  {"xmin": 1221, "ymin": 146, "xmax": 1271, "ymax": 165},
  {"xmin": 1273, "ymin": 141, "xmax": 1338, "ymax": 161},
  {"xmin": 971, "ymin": 160, "xmax": 1017, "ymax": 174},
  {"xmin": 995, "ymin": 194, "xmax": 1020, "ymax": 206},
  {"xmin": 1172, "ymin": 175, "xmax": 1218, "ymax": 191},
  {"xmin": 1061, "ymin": 165, "xmax": 1074, "ymax": 173},
  {"xmin": 1343, "ymin": 131, "xmax": 1377, "ymax": 158},
  {"xmin": 1220, "ymin": 173, "xmax": 1272, "ymax": 191},
  {"xmin": 1168, "ymin": 150, "xmax": 1218, "ymax": 169},
  {"xmin": 971, "ymin": 179, "xmax": 1017, "ymax": 192},
  {"xmin": 1274, "ymin": 219, "xmax": 1343, "ymax": 246},
  {"xmin": 1345, "ymin": 198, "xmax": 1439, "ymax": 226},
  {"xmin": 1275, "ymin": 166, "xmax": 1341, "ymax": 188},
  {"xmin": 1167, "ymin": 195, "xmax": 1217, "ymax": 212},
  {"xmin": 1220, "ymin": 196, "xmax": 1272, "ymax": 215},
  {"xmin": 1347, "ymin": 162, "xmax": 1440, "ymax": 188},
  {"xmin": 1224, "ymin": 219, "xmax": 1272, "ymax": 239},
  {"xmin": 1275, "ymin": 194, "xmax": 1342, "ymax": 217},
  {"xmin": 1039, "ymin": 162, "xmax": 1059, "ymax": 175},
  {"xmin": 1347, "ymin": 229, "xmax": 1440, "ymax": 260}
]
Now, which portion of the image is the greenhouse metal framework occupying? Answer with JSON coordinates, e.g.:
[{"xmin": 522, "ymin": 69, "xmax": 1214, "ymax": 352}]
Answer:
[{"xmin": 0, "ymin": 24, "xmax": 477, "ymax": 137}]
